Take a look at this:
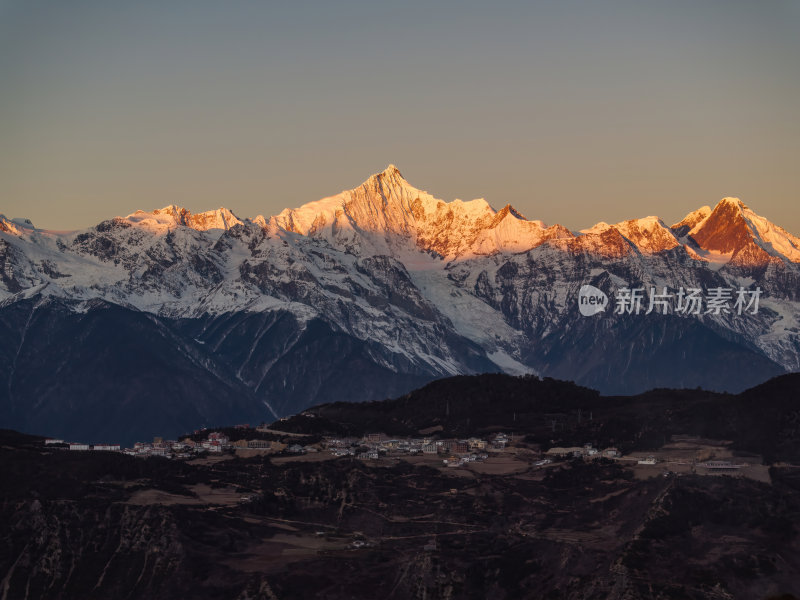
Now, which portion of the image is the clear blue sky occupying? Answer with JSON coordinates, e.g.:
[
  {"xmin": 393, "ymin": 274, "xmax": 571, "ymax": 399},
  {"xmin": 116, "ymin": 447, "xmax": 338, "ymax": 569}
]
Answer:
[{"xmin": 1, "ymin": 0, "xmax": 799, "ymax": 233}]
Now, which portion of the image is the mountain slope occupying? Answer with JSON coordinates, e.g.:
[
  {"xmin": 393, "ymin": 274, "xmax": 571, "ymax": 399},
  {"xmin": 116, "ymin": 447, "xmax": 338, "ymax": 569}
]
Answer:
[{"xmin": 0, "ymin": 298, "xmax": 266, "ymax": 446}]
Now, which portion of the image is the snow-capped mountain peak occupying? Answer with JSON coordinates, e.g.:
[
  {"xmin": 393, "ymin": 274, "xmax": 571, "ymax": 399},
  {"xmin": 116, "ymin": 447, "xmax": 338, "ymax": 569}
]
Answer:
[
  {"xmin": 262, "ymin": 169, "xmax": 800, "ymax": 265},
  {"xmin": 125, "ymin": 205, "xmax": 244, "ymax": 232},
  {"xmin": 688, "ymin": 197, "xmax": 800, "ymax": 265},
  {"xmin": 10, "ymin": 217, "xmax": 35, "ymax": 230},
  {"xmin": 371, "ymin": 163, "xmax": 405, "ymax": 183},
  {"xmin": 671, "ymin": 205, "xmax": 712, "ymax": 237},
  {"xmin": 0, "ymin": 215, "xmax": 38, "ymax": 235},
  {"xmin": 269, "ymin": 164, "xmax": 421, "ymax": 236},
  {"xmin": 5, "ymin": 168, "xmax": 798, "ymax": 268},
  {"xmin": 720, "ymin": 196, "xmax": 746, "ymax": 209},
  {"xmin": 579, "ymin": 221, "xmax": 612, "ymax": 235},
  {"xmin": 612, "ymin": 216, "xmax": 680, "ymax": 254},
  {"xmin": 270, "ymin": 166, "xmax": 576, "ymax": 258},
  {"xmin": 0, "ymin": 215, "xmax": 23, "ymax": 235},
  {"xmin": 577, "ymin": 216, "xmax": 678, "ymax": 254},
  {"xmin": 186, "ymin": 207, "xmax": 243, "ymax": 231},
  {"xmin": 2, "ymin": 167, "xmax": 800, "ymax": 440},
  {"xmin": 737, "ymin": 201, "xmax": 800, "ymax": 264}
]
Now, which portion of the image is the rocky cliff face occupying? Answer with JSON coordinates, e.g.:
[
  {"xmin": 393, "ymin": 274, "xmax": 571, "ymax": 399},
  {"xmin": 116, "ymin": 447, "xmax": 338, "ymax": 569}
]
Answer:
[{"xmin": 0, "ymin": 166, "xmax": 798, "ymax": 441}]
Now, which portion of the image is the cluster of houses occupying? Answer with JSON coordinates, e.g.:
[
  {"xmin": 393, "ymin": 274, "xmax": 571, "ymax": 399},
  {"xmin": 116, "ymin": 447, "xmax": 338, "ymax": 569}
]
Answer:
[
  {"xmin": 323, "ymin": 433, "xmax": 507, "ymax": 462},
  {"xmin": 48, "ymin": 430, "xmax": 621, "ymax": 466},
  {"xmin": 127, "ymin": 431, "xmax": 278, "ymax": 458},
  {"xmin": 544, "ymin": 444, "xmax": 620, "ymax": 460},
  {"xmin": 48, "ymin": 427, "xmax": 630, "ymax": 468},
  {"xmin": 45, "ymin": 425, "xmax": 752, "ymax": 481},
  {"xmin": 45, "ymin": 439, "xmax": 122, "ymax": 452},
  {"xmin": 44, "ymin": 429, "xmax": 276, "ymax": 459}
]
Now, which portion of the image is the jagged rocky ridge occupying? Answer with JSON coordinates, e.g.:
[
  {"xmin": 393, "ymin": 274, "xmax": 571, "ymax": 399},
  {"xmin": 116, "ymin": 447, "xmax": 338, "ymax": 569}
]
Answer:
[{"xmin": 1, "ymin": 166, "xmax": 799, "ymax": 442}]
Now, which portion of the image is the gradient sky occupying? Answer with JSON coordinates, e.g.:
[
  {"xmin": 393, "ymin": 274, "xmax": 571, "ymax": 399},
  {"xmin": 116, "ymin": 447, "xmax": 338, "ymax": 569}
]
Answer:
[{"xmin": 1, "ymin": 0, "xmax": 799, "ymax": 233}]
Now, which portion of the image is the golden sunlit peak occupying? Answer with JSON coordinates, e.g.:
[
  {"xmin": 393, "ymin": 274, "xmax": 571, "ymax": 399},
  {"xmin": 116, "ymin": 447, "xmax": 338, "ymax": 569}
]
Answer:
[
  {"xmin": 715, "ymin": 197, "xmax": 747, "ymax": 211},
  {"xmin": 378, "ymin": 164, "xmax": 403, "ymax": 179},
  {"xmin": 362, "ymin": 164, "xmax": 409, "ymax": 189}
]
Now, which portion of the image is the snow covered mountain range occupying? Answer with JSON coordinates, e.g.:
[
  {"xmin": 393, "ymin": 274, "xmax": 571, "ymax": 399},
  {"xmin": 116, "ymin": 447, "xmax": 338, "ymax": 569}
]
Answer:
[{"xmin": 1, "ymin": 165, "xmax": 799, "ymax": 443}]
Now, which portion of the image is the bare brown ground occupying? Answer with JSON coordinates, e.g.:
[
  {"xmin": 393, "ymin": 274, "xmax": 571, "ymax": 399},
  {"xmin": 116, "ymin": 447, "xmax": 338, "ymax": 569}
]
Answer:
[
  {"xmin": 125, "ymin": 483, "xmax": 243, "ymax": 506},
  {"xmin": 624, "ymin": 435, "xmax": 772, "ymax": 483},
  {"xmin": 463, "ymin": 454, "xmax": 529, "ymax": 475},
  {"xmin": 125, "ymin": 489, "xmax": 203, "ymax": 506},
  {"xmin": 270, "ymin": 452, "xmax": 338, "ymax": 465},
  {"xmin": 234, "ymin": 448, "xmax": 276, "ymax": 458}
]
